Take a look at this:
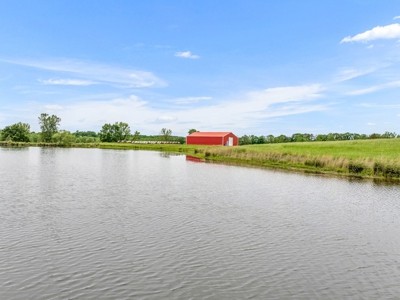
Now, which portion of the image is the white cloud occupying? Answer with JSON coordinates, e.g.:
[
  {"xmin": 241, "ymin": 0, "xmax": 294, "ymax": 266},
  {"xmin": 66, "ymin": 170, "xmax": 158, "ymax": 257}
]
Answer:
[
  {"xmin": 39, "ymin": 79, "xmax": 97, "ymax": 86},
  {"xmin": 173, "ymin": 96, "xmax": 212, "ymax": 104},
  {"xmin": 394, "ymin": 16, "xmax": 400, "ymax": 20},
  {"xmin": 359, "ymin": 103, "xmax": 400, "ymax": 109},
  {"xmin": 367, "ymin": 44, "xmax": 374, "ymax": 49},
  {"xmin": 367, "ymin": 122, "xmax": 376, "ymax": 126},
  {"xmin": 44, "ymin": 104, "xmax": 64, "ymax": 111},
  {"xmin": 341, "ymin": 23, "xmax": 400, "ymax": 43},
  {"xmin": 334, "ymin": 68, "xmax": 376, "ymax": 82},
  {"xmin": 156, "ymin": 115, "xmax": 178, "ymax": 122},
  {"xmin": 20, "ymin": 84, "xmax": 326, "ymax": 134},
  {"xmin": 175, "ymin": 51, "xmax": 200, "ymax": 59},
  {"xmin": 4, "ymin": 58, "xmax": 166, "ymax": 88},
  {"xmin": 346, "ymin": 80, "xmax": 400, "ymax": 95}
]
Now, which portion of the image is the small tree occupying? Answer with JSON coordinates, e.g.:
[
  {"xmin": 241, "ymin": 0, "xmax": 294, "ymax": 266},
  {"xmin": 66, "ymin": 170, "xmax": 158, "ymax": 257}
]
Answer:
[
  {"xmin": 160, "ymin": 128, "xmax": 172, "ymax": 141},
  {"xmin": 99, "ymin": 122, "xmax": 131, "ymax": 142},
  {"xmin": 188, "ymin": 129, "xmax": 197, "ymax": 135},
  {"xmin": 1, "ymin": 122, "xmax": 31, "ymax": 142},
  {"xmin": 38, "ymin": 113, "xmax": 61, "ymax": 142},
  {"xmin": 52, "ymin": 130, "xmax": 75, "ymax": 146},
  {"xmin": 132, "ymin": 131, "xmax": 140, "ymax": 141}
]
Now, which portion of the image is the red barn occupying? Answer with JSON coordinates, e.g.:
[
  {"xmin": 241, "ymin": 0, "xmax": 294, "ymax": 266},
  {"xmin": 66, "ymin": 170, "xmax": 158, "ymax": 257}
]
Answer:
[{"xmin": 186, "ymin": 132, "xmax": 238, "ymax": 146}]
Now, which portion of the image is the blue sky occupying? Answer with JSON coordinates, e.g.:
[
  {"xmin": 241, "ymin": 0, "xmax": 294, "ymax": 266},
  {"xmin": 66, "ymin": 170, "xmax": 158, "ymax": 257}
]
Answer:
[{"xmin": 1, "ymin": 0, "xmax": 400, "ymax": 136}]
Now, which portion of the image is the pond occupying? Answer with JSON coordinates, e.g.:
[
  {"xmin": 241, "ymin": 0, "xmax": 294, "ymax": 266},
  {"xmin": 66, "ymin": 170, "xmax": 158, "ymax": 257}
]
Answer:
[{"xmin": 1, "ymin": 147, "xmax": 400, "ymax": 299}]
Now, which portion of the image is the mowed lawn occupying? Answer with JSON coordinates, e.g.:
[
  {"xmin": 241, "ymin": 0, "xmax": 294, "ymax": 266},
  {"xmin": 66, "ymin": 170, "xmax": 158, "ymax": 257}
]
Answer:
[{"xmin": 241, "ymin": 139, "xmax": 400, "ymax": 161}]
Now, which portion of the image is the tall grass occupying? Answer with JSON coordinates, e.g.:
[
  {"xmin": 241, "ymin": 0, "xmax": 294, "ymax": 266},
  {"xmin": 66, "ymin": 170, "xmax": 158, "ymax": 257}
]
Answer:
[{"xmin": 194, "ymin": 139, "xmax": 400, "ymax": 179}]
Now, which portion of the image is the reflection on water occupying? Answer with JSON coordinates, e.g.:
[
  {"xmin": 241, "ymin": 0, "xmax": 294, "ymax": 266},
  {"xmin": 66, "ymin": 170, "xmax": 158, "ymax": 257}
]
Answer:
[
  {"xmin": 1, "ymin": 147, "xmax": 400, "ymax": 299},
  {"xmin": 158, "ymin": 152, "xmax": 183, "ymax": 158},
  {"xmin": 185, "ymin": 155, "xmax": 204, "ymax": 163}
]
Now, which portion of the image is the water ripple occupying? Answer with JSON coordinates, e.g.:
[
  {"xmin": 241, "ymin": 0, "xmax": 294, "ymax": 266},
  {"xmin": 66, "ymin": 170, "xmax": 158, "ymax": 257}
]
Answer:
[{"xmin": 1, "ymin": 147, "xmax": 400, "ymax": 299}]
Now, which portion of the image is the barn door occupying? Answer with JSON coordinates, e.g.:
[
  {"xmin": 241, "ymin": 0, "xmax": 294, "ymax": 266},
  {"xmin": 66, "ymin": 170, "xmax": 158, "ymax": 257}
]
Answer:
[{"xmin": 228, "ymin": 137, "xmax": 233, "ymax": 146}]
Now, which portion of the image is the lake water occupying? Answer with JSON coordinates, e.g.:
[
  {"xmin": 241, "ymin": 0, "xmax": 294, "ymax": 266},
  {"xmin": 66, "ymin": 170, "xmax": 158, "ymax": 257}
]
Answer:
[{"xmin": 1, "ymin": 147, "xmax": 400, "ymax": 299}]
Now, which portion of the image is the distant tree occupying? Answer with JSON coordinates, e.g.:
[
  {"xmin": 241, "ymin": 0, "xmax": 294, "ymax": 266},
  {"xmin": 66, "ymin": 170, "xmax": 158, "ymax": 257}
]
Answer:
[
  {"xmin": 341, "ymin": 132, "xmax": 354, "ymax": 140},
  {"xmin": 73, "ymin": 130, "xmax": 98, "ymax": 138},
  {"xmin": 52, "ymin": 130, "xmax": 75, "ymax": 146},
  {"xmin": 274, "ymin": 134, "xmax": 291, "ymax": 143},
  {"xmin": 303, "ymin": 133, "xmax": 314, "ymax": 141},
  {"xmin": 99, "ymin": 123, "xmax": 113, "ymax": 142},
  {"xmin": 38, "ymin": 113, "xmax": 61, "ymax": 142},
  {"xmin": 29, "ymin": 132, "xmax": 41, "ymax": 143},
  {"xmin": 116, "ymin": 122, "xmax": 131, "ymax": 140},
  {"xmin": 99, "ymin": 122, "xmax": 131, "ymax": 142},
  {"xmin": 188, "ymin": 129, "xmax": 198, "ymax": 135},
  {"xmin": 249, "ymin": 135, "xmax": 258, "ymax": 144},
  {"xmin": 1, "ymin": 122, "xmax": 31, "ymax": 142},
  {"xmin": 257, "ymin": 135, "xmax": 266, "ymax": 144},
  {"xmin": 239, "ymin": 135, "xmax": 251, "ymax": 145},
  {"xmin": 265, "ymin": 135, "xmax": 275, "ymax": 144},
  {"xmin": 132, "ymin": 130, "xmax": 141, "ymax": 141},
  {"xmin": 382, "ymin": 131, "xmax": 397, "ymax": 139},
  {"xmin": 315, "ymin": 134, "xmax": 327, "ymax": 141},
  {"xmin": 177, "ymin": 136, "xmax": 186, "ymax": 144},
  {"xmin": 326, "ymin": 133, "xmax": 335, "ymax": 141},
  {"xmin": 291, "ymin": 133, "xmax": 304, "ymax": 142},
  {"xmin": 160, "ymin": 128, "xmax": 172, "ymax": 141},
  {"xmin": 369, "ymin": 133, "xmax": 381, "ymax": 139}
]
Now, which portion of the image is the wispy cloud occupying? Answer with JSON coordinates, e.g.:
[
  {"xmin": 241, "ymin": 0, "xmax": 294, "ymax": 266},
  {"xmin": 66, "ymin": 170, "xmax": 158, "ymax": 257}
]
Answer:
[
  {"xmin": 39, "ymin": 79, "xmax": 97, "ymax": 86},
  {"xmin": 175, "ymin": 51, "xmax": 200, "ymax": 59},
  {"xmin": 334, "ymin": 68, "xmax": 376, "ymax": 82},
  {"xmin": 367, "ymin": 122, "xmax": 376, "ymax": 126},
  {"xmin": 341, "ymin": 23, "xmax": 400, "ymax": 43},
  {"xmin": 3, "ymin": 58, "xmax": 167, "ymax": 88},
  {"xmin": 346, "ymin": 80, "xmax": 400, "ymax": 95},
  {"xmin": 173, "ymin": 96, "xmax": 212, "ymax": 104},
  {"xmin": 23, "ymin": 84, "xmax": 326, "ymax": 134},
  {"xmin": 155, "ymin": 115, "xmax": 178, "ymax": 123},
  {"xmin": 394, "ymin": 16, "xmax": 400, "ymax": 20},
  {"xmin": 44, "ymin": 104, "xmax": 64, "ymax": 111},
  {"xmin": 358, "ymin": 103, "xmax": 400, "ymax": 109}
]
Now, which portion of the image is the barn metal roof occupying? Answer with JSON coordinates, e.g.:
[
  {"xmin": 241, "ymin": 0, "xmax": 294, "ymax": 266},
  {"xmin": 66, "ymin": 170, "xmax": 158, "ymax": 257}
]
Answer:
[{"xmin": 188, "ymin": 132, "xmax": 233, "ymax": 137}]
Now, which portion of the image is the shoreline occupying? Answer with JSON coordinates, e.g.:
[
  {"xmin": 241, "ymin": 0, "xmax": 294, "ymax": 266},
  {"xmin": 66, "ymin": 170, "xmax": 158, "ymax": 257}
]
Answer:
[{"xmin": 1, "ymin": 140, "xmax": 400, "ymax": 182}]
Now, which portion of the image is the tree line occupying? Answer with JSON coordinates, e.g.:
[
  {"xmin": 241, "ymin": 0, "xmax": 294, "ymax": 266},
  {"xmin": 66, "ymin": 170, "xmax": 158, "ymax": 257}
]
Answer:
[
  {"xmin": 238, "ymin": 132, "xmax": 399, "ymax": 145},
  {"xmin": 1, "ymin": 114, "xmax": 399, "ymax": 146},
  {"xmin": 0, "ymin": 113, "xmax": 183, "ymax": 145}
]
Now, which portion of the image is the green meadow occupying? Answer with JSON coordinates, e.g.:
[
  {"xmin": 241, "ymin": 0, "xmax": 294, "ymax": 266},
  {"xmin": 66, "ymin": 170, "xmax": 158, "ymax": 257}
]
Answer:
[
  {"xmin": 192, "ymin": 139, "xmax": 400, "ymax": 180},
  {"xmin": 244, "ymin": 139, "xmax": 400, "ymax": 160}
]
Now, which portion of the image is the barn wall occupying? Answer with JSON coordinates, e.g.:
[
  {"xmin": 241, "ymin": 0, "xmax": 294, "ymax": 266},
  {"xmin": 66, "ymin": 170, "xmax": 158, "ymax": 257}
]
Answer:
[
  {"xmin": 222, "ymin": 133, "xmax": 239, "ymax": 146},
  {"xmin": 187, "ymin": 136, "xmax": 223, "ymax": 145},
  {"xmin": 187, "ymin": 133, "xmax": 239, "ymax": 146}
]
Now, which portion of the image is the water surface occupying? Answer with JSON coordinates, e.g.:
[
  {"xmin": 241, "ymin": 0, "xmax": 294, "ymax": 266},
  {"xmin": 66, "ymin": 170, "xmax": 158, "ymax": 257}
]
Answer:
[{"xmin": 1, "ymin": 147, "xmax": 400, "ymax": 299}]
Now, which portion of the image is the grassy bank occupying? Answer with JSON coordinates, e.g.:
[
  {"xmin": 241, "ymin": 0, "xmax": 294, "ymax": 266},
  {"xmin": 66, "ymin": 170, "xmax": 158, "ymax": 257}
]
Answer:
[
  {"xmin": 2, "ymin": 139, "xmax": 399, "ymax": 180},
  {"xmin": 193, "ymin": 139, "xmax": 400, "ymax": 180}
]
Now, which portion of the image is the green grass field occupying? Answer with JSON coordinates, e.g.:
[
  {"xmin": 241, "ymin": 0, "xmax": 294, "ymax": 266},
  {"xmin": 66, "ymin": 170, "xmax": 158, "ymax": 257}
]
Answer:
[
  {"xmin": 243, "ymin": 139, "xmax": 400, "ymax": 160},
  {"xmin": 192, "ymin": 139, "xmax": 400, "ymax": 180}
]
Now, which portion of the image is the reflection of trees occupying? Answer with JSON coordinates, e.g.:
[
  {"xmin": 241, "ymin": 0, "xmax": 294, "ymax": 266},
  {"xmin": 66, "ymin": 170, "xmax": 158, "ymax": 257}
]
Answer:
[{"xmin": 159, "ymin": 152, "xmax": 183, "ymax": 158}]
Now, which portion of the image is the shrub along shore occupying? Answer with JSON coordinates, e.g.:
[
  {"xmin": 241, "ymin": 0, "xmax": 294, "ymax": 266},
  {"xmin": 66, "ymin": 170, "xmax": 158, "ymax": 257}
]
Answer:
[{"xmin": 1, "ymin": 139, "xmax": 400, "ymax": 181}]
